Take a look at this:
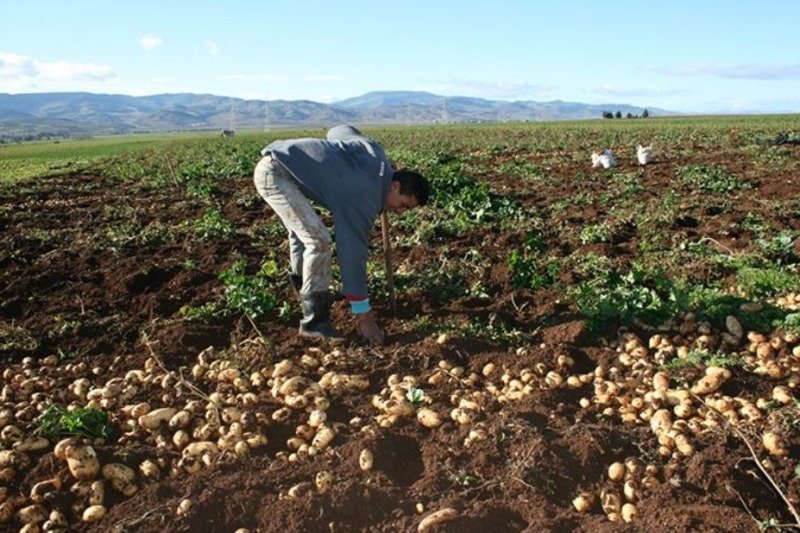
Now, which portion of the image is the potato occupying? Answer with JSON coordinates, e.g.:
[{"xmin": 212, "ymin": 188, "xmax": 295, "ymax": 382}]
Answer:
[
  {"xmin": 312, "ymin": 427, "xmax": 335, "ymax": 450},
  {"xmin": 600, "ymin": 489, "xmax": 621, "ymax": 515},
  {"xmin": 572, "ymin": 493, "xmax": 593, "ymax": 512},
  {"xmin": 674, "ymin": 434, "xmax": 694, "ymax": 456},
  {"xmin": 762, "ymin": 432, "xmax": 788, "ymax": 457},
  {"xmin": 315, "ymin": 470, "xmax": 333, "ymax": 492},
  {"xmin": 169, "ymin": 410, "xmax": 192, "ymax": 429},
  {"xmin": 308, "ymin": 410, "xmax": 327, "ymax": 428},
  {"xmin": 173, "ymin": 430, "xmax": 191, "ymax": 449},
  {"xmin": 30, "ymin": 478, "xmax": 61, "ymax": 503},
  {"xmin": 138, "ymin": 407, "xmax": 177, "ymax": 430},
  {"xmin": 272, "ymin": 407, "xmax": 292, "ymax": 423},
  {"xmin": 47, "ymin": 509, "xmax": 68, "ymax": 527},
  {"xmin": 89, "ymin": 480, "xmax": 105, "ymax": 506},
  {"xmin": 178, "ymin": 456, "xmax": 202, "ymax": 474},
  {"xmin": 0, "ymin": 449, "xmax": 30, "ymax": 469},
  {"xmin": 418, "ymin": 508, "xmax": 458, "ymax": 532},
  {"xmin": 0, "ymin": 425, "xmax": 23, "ymax": 442},
  {"xmin": 82, "ymin": 505, "xmax": 107, "ymax": 522},
  {"xmin": 652, "ymin": 372, "xmax": 670, "ymax": 391},
  {"xmin": 621, "ymin": 503, "xmax": 637, "ymax": 522},
  {"xmin": 101, "ymin": 463, "xmax": 137, "ymax": 496},
  {"xmin": 65, "ymin": 444, "xmax": 100, "ymax": 480},
  {"xmin": 0, "ymin": 501, "xmax": 13, "ymax": 523},
  {"xmin": 623, "ymin": 480, "xmax": 641, "ymax": 502},
  {"xmin": 140, "ymin": 459, "xmax": 160, "ymax": 479},
  {"xmin": 608, "ymin": 462, "xmax": 626, "ymax": 482},
  {"xmin": 417, "ymin": 408, "xmax": 442, "ymax": 428},
  {"xmin": 177, "ymin": 498, "xmax": 192, "ymax": 516},
  {"xmin": 382, "ymin": 400, "xmax": 415, "ymax": 417},
  {"xmin": 650, "ymin": 409, "xmax": 672, "ymax": 434},
  {"xmin": 234, "ymin": 441, "xmax": 249, "ymax": 455},
  {"xmin": 183, "ymin": 441, "xmax": 219, "ymax": 458},
  {"xmin": 246, "ymin": 433, "xmax": 268, "ymax": 449},
  {"xmin": 359, "ymin": 449, "xmax": 373, "ymax": 471},
  {"xmin": 13, "ymin": 436, "xmax": 49, "ymax": 453},
  {"xmin": 772, "ymin": 386, "xmax": 793, "ymax": 405},
  {"xmin": 18, "ymin": 504, "xmax": 46, "ymax": 524}
]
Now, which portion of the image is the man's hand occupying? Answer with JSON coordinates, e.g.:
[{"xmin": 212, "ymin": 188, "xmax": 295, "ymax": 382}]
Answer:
[{"xmin": 357, "ymin": 312, "xmax": 384, "ymax": 345}]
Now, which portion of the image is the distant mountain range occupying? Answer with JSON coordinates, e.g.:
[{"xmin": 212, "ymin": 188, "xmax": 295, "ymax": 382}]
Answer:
[{"xmin": 0, "ymin": 91, "xmax": 677, "ymax": 140}]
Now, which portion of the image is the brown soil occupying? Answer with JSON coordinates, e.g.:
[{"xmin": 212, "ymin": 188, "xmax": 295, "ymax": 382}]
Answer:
[{"xmin": 1, "ymin": 139, "xmax": 799, "ymax": 532}]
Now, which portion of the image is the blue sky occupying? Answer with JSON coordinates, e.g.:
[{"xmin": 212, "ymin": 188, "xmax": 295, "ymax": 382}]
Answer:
[{"xmin": 2, "ymin": 0, "xmax": 799, "ymax": 113}]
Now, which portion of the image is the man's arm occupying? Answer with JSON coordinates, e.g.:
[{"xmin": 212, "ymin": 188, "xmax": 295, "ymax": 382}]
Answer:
[{"xmin": 331, "ymin": 207, "xmax": 384, "ymax": 344}]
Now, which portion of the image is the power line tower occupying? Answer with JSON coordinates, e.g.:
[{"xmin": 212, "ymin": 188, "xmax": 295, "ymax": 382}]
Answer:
[
  {"xmin": 441, "ymin": 97, "xmax": 449, "ymax": 124},
  {"xmin": 228, "ymin": 101, "xmax": 236, "ymax": 131}
]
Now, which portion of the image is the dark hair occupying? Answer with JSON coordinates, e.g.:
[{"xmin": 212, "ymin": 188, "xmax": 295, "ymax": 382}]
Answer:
[{"xmin": 392, "ymin": 170, "xmax": 430, "ymax": 206}]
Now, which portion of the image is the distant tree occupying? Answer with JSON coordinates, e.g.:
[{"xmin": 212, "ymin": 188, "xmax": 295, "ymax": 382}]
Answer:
[
  {"xmin": 642, "ymin": 108, "xmax": 650, "ymax": 118},
  {"xmin": 626, "ymin": 113, "xmax": 633, "ymax": 119},
  {"xmin": 602, "ymin": 111, "xmax": 613, "ymax": 119},
  {"xmin": 615, "ymin": 111, "xmax": 622, "ymax": 119}
]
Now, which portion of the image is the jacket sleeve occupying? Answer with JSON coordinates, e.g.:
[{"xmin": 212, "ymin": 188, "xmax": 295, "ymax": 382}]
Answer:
[
  {"xmin": 331, "ymin": 206, "xmax": 373, "ymax": 299},
  {"xmin": 327, "ymin": 125, "xmax": 364, "ymax": 142}
]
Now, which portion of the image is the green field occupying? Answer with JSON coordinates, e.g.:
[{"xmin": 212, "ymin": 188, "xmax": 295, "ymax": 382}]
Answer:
[
  {"xmin": 2, "ymin": 115, "xmax": 798, "ymax": 183},
  {"xmin": 0, "ymin": 132, "xmax": 253, "ymax": 182}
]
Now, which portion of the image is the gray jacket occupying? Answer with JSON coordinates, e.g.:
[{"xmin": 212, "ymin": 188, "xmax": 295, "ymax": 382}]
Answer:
[{"xmin": 261, "ymin": 125, "xmax": 394, "ymax": 298}]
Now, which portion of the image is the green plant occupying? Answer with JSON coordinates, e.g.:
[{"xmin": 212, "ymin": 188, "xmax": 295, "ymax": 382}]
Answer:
[
  {"xmin": 676, "ymin": 165, "xmax": 752, "ymax": 194},
  {"xmin": 507, "ymin": 250, "xmax": 560, "ymax": 290},
  {"xmin": 507, "ymin": 230, "xmax": 560, "ymax": 290},
  {"xmin": 192, "ymin": 208, "xmax": 236, "ymax": 240},
  {"xmin": 34, "ymin": 405, "xmax": 113, "ymax": 441},
  {"xmin": 406, "ymin": 387, "xmax": 425, "ymax": 406},
  {"xmin": 737, "ymin": 266, "xmax": 800, "ymax": 298},
  {"xmin": 756, "ymin": 231, "xmax": 799, "ymax": 265},
  {"xmin": 658, "ymin": 348, "xmax": 743, "ymax": 371},
  {"xmin": 571, "ymin": 252, "xmax": 614, "ymax": 278},
  {"xmin": 445, "ymin": 314, "xmax": 526, "ymax": 344},
  {"xmin": 580, "ymin": 223, "xmax": 613, "ymax": 245},
  {"xmin": 179, "ymin": 301, "xmax": 223, "ymax": 321},
  {"xmin": 219, "ymin": 260, "xmax": 279, "ymax": 318},
  {"xmin": 569, "ymin": 265, "xmax": 685, "ymax": 329},
  {"xmin": 780, "ymin": 312, "xmax": 800, "ymax": 335}
]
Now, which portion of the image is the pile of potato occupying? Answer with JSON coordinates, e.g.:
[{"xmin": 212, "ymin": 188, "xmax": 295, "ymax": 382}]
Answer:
[
  {"xmin": 0, "ymin": 298, "xmax": 797, "ymax": 529},
  {"xmin": 0, "ymin": 343, "xmax": 377, "ymax": 530}
]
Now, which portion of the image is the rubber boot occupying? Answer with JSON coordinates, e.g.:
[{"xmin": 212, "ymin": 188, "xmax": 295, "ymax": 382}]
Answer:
[{"xmin": 299, "ymin": 291, "xmax": 344, "ymax": 340}]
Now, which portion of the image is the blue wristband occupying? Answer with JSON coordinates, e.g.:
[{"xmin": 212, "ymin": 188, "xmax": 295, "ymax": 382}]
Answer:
[{"xmin": 349, "ymin": 298, "xmax": 371, "ymax": 315}]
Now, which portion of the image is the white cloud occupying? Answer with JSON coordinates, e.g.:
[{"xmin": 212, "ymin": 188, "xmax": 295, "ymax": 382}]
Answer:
[
  {"xmin": 302, "ymin": 74, "xmax": 344, "ymax": 82},
  {"xmin": 139, "ymin": 34, "xmax": 163, "ymax": 51},
  {"xmin": 204, "ymin": 41, "xmax": 220, "ymax": 57},
  {"xmin": 648, "ymin": 62, "xmax": 800, "ymax": 80},
  {"xmin": 0, "ymin": 52, "xmax": 115, "ymax": 91}
]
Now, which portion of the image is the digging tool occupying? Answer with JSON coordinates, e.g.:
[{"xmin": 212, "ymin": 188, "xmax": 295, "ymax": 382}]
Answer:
[{"xmin": 380, "ymin": 212, "xmax": 396, "ymax": 311}]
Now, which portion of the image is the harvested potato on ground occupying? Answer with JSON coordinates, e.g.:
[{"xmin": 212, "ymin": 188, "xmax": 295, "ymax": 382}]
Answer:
[
  {"xmin": 65, "ymin": 444, "xmax": 100, "ymax": 480},
  {"xmin": 418, "ymin": 508, "xmax": 458, "ymax": 532}
]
